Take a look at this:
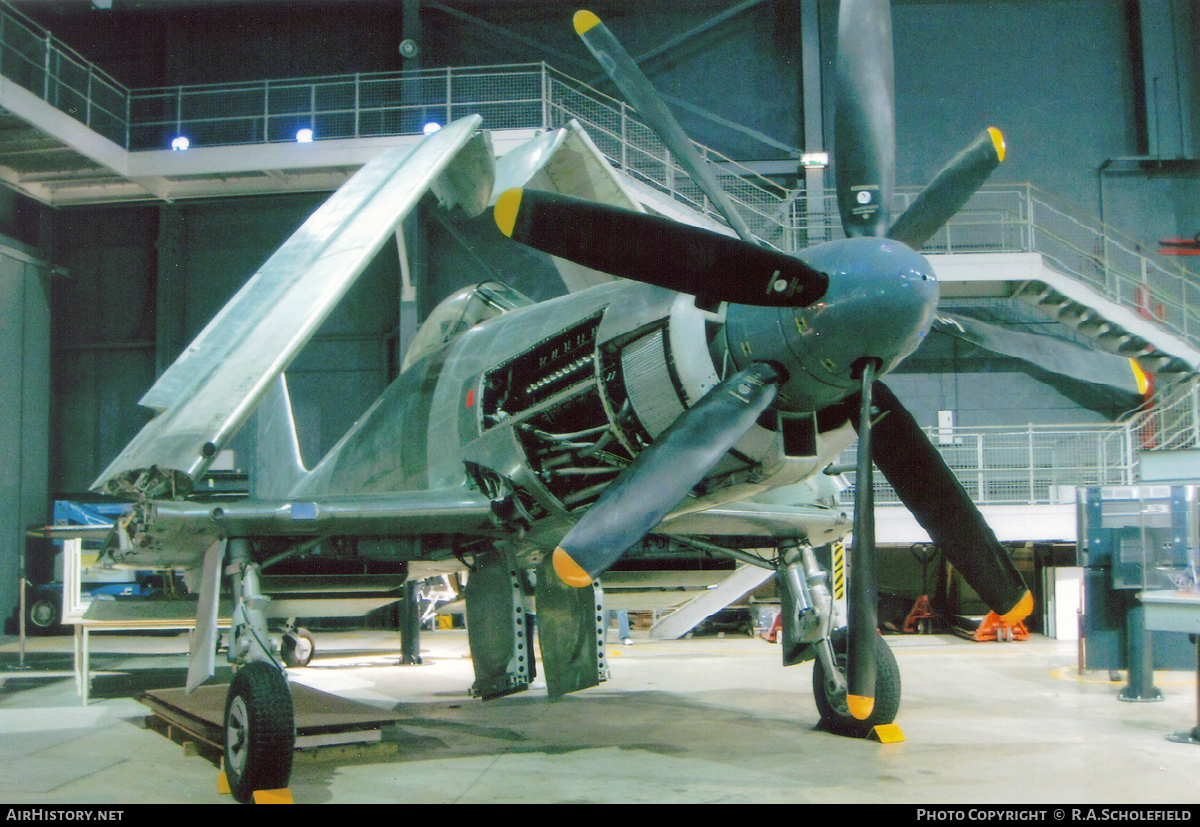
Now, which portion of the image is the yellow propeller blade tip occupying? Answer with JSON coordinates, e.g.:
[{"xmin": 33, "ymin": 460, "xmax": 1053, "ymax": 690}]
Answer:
[
  {"xmin": 999, "ymin": 590, "xmax": 1034, "ymax": 625},
  {"xmin": 494, "ymin": 188, "xmax": 523, "ymax": 238},
  {"xmin": 1130, "ymin": 359, "xmax": 1152, "ymax": 396},
  {"xmin": 574, "ymin": 10, "xmax": 602, "ymax": 35},
  {"xmin": 847, "ymin": 694, "xmax": 875, "ymax": 720},
  {"xmin": 987, "ymin": 127, "xmax": 1006, "ymax": 162},
  {"xmin": 553, "ymin": 547, "xmax": 594, "ymax": 587}
]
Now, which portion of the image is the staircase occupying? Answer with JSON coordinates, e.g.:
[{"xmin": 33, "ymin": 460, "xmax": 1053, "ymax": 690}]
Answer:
[{"xmin": 0, "ymin": 1, "xmax": 1194, "ymax": 380}]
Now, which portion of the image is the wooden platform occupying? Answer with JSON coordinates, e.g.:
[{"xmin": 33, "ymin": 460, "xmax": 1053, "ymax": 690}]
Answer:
[{"xmin": 140, "ymin": 682, "xmax": 407, "ymax": 753}]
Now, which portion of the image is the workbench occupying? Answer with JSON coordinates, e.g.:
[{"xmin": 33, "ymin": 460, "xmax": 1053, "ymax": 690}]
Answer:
[{"xmin": 1139, "ymin": 589, "xmax": 1200, "ymax": 745}]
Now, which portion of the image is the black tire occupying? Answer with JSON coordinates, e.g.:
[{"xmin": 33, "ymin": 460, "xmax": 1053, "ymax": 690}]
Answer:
[
  {"xmin": 812, "ymin": 629, "xmax": 901, "ymax": 738},
  {"xmin": 223, "ymin": 662, "xmax": 295, "ymax": 803},
  {"xmin": 25, "ymin": 588, "xmax": 62, "ymax": 636},
  {"xmin": 281, "ymin": 628, "xmax": 315, "ymax": 668}
]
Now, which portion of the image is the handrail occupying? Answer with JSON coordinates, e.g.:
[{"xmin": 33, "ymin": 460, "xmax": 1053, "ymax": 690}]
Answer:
[
  {"xmin": 0, "ymin": 0, "xmax": 1192, "ymax": 360},
  {"xmin": 838, "ymin": 422, "xmax": 1137, "ymax": 507},
  {"xmin": 0, "ymin": 2, "xmax": 130, "ymax": 146},
  {"xmin": 1119, "ymin": 376, "xmax": 1200, "ymax": 452}
]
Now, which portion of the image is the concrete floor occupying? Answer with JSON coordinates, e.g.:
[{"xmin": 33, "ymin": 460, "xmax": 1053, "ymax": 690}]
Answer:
[{"xmin": 0, "ymin": 628, "xmax": 1197, "ymax": 804}]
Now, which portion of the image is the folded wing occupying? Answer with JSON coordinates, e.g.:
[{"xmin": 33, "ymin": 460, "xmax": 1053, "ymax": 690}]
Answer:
[{"xmin": 94, "ymin": 116, "xmax": 492, "ymax": 499}]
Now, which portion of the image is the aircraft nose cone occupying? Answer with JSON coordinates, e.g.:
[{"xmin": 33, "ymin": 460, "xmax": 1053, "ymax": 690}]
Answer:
[
  {"xmin": 723, "ymin": 237, "xmax": 938, "ymax": 412},
  {"xmin": 793, "ymin": 237, "xmax": 938, "ymax": 381}
]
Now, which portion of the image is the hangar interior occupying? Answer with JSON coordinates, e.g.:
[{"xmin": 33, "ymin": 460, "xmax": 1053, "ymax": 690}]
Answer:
[{"xmin": 0, "ymin": 0, "xmax": 1198, "ymax": 805}]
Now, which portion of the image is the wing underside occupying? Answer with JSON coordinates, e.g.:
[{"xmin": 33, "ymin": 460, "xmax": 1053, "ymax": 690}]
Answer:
[
  {"xmin": 658, "ymin": 501, "xmax": 850, "ymax": 543},
  {"xmin": 111, "ymin": 487, "xmax": 498, "ymax": 571}
]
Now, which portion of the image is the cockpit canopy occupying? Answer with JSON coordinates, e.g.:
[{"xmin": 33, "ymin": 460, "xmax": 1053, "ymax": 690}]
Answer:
[{"xmin": 402, "ymin": 282, "xmax": 535, "ymax": 371}]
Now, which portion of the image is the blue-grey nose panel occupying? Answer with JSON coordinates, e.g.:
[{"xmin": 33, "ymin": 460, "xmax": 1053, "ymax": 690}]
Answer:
[
  {"xmin": 792, "ymin": 237, "xmax": 938, "ymax": 380},
  {"xmin": 725, "ymin": 237, "xmax": 938, "ymax": 413}
]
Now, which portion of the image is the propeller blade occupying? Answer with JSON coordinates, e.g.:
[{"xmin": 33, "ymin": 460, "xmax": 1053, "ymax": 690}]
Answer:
[
  {"xmin": 856, "ymin": 382, "xmax": 1032, "ymax": 622},
  {"xmin": 886, "ymin": 129, "xmax": 1006, "ymax": 249},
  {"xmin": 933, "ymin": 311, "xmax": 1146, "ymax": 401},
  {"xmin": 573, "ymin": 9, "xmax": 758, "ymax": 245},
  {"xmin": 846, "ymin": 362, "xmax": 878, "ymax": 720},
  {"xmin": 834, "ymin": 0, "xmax": 896, "ymax": 238},
  {"xmin": 495, "ymin": 188, "xmax": 828, "ymax": 307},
  {"xmin": 552, "ymin": 363, "xmax": 779, "ymax": 587}
]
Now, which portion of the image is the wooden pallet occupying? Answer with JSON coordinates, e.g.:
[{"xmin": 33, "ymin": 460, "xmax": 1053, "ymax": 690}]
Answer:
[{"xmin": 139, "ymin": 682, "xmax": 408, "ymax": 757}]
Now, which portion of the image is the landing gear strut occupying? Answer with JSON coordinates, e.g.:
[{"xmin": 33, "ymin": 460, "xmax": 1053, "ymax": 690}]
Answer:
[
  {"xmin": 222, "ymin": 539, "xmax": 296, "ymax": 802},
  {"xmin": 777, "ymin": 543, "xmax": 902, "ymax": 738}
]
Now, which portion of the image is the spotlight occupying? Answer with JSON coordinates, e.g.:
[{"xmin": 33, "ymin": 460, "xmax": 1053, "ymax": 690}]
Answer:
[
  {"xmin": 800, "ymin": 152, "xmax": 829, "ymax": 169},
  {"xmin": 171, "ymin": 136, "xmax": 190, "ymax": 151},
  {"xmin": 423, "ymin": 122, "xmax": 442, "ymax": 135},
  {"xmin": 296, "ymin": 128, "xmax": 314, "ymax": 143}
]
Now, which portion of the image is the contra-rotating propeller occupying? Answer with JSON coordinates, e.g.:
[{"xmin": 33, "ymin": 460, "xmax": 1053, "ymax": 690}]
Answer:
[
  {"xmin": 496, "ymin": 3, "xmax": 1031, "ymax": 722},
  {"xmin": 827, "ymin": 0, "xmax": 1023, "ymax": 719}
]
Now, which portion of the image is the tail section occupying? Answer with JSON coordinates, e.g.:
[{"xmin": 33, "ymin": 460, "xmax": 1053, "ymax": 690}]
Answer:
[{"xmin": 252, "ymin": 373, "xmax": 308, "ymax": 499}]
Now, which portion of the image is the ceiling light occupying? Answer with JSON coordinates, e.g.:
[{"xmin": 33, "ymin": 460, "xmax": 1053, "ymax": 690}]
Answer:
[{"xmin": 800, "ymin": 152, "xmax": 828, "ymax": 169}]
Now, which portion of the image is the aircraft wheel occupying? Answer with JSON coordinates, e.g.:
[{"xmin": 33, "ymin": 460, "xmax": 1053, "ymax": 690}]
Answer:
[
  {"xmin": 223, "ymin": 662, "xmax": 295, "ymax": 803},
  {"xmin": 25, "ymin": 588, "xmax": 62, "ymax": 636},
  {"xmin": 281, "ymin": 628, "xmax": 315, "ymax": 667},
  {"xmin": 812, "ymin": 629, "xmax": 901, "ymax": 738}
]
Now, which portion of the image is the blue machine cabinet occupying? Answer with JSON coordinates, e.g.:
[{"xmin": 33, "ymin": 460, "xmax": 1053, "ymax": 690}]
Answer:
[{"xmin": 1077, "ymin": 486, "xmax": 1199, "ymax": 701}]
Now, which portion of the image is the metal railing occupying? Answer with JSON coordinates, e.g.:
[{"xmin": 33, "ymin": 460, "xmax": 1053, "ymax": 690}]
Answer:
[
  {"xmin": 838, "ymin": 423, "xmax": 1137, "ymax": 507},
  {"xmin": 127, "ymin": 63, "xmax": 551, "ymax": 150},
  {"xmin": 2, "ymin": 0, "xmax": 1194, "ymax": 509},
  {"xmin": 1120, "ymin": 377, "xmax": 1200, "ymax": 452},
  {"xmin": 0, "ymin": 2, "xmax": 129, "ymax": 146},
  {"xmin": 0, "ymin": 2, "xmax": 1195, "ymax": 354},
  {"xmin": 1021, "ymin": 188, "xmax": 1200, "ymax": 348}
]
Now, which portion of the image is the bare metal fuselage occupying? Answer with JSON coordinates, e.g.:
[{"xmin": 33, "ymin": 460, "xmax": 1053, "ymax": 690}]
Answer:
[{"xmin": 120, "ymin": 278, "xmax": 854, "ymax": 572}]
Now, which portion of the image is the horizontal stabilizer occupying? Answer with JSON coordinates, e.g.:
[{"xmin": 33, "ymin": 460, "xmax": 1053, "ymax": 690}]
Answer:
[{"xmin": 94, "ymin": 116, "xmax": 490, "ymax": 498}]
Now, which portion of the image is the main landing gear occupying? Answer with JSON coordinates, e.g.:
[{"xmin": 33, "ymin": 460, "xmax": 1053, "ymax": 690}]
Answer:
[
  {"xmin": 776, "ymin": 542, "xmax": 901, "ymax": 737},
  {"xmin": 223, "ymin": 662, "xmax": 295, "ymax": 802},
  {"xmin": 221, "ymin": 540, "xmax": 297, "ymax": 803}
]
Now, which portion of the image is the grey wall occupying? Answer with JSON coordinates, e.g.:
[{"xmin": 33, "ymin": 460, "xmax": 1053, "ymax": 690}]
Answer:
[
  {"xmin": 883, "ymin": 0, "xmax": 1199, "ymax": 254},
  {"xmin": 889, "ymin": 0, "xmax": 1140, "ymax": 217},
  {"xmin": 50, "ymin": 207, "xmax": 157, "ymax": 494},
  {"xmin": 0, "ymin": 243, "xmax": 51, "ymax": 627},
  {"xmin": 14, "ymin": 0, "xmax": 406, "ymax": 87},
  {"xmin": 9, "ymin": 0, "xmax": 1196, "ymax": 494}
]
